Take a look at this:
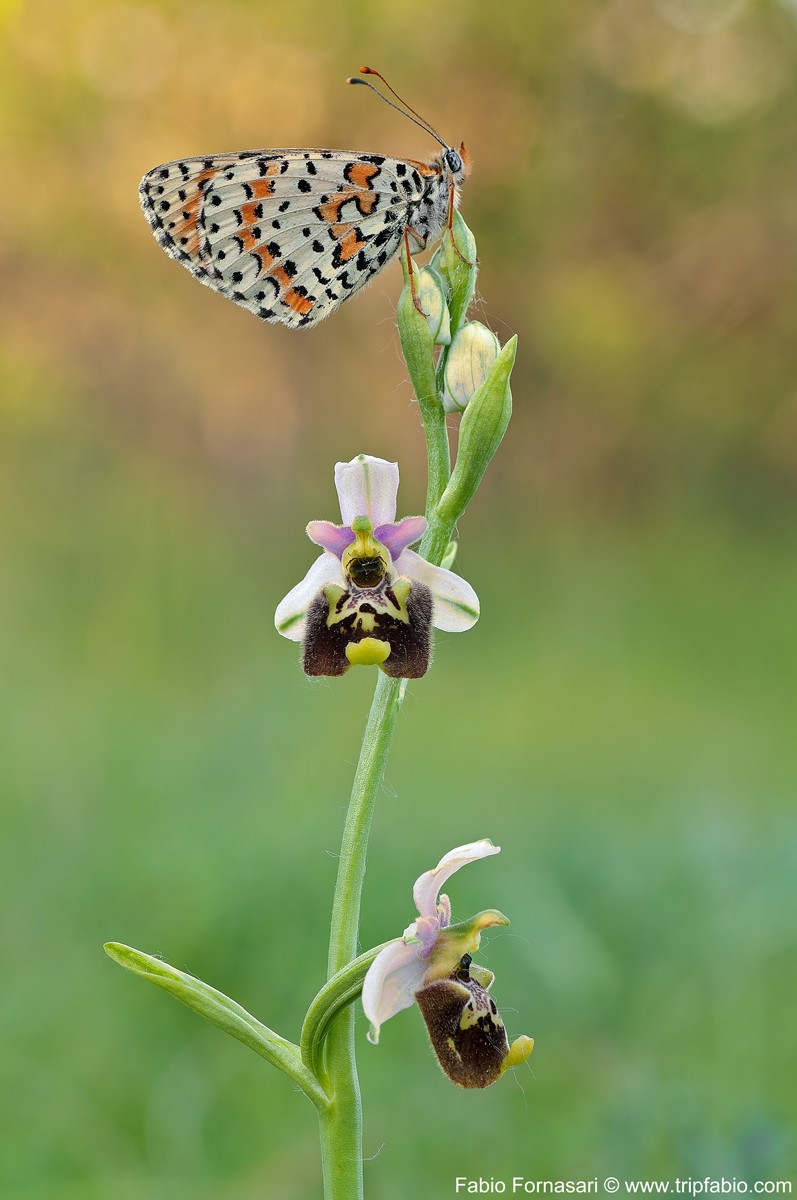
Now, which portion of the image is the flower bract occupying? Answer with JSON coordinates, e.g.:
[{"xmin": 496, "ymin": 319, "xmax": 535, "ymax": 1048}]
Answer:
[{"xmin": 274, "ymin": 454, "xmax": 479, "ymax": 678}]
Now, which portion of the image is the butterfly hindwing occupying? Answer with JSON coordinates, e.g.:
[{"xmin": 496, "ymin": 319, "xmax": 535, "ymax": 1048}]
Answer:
[{"xmin": 140, "ymin": 149, "xmax": 441, "ymax": 328}]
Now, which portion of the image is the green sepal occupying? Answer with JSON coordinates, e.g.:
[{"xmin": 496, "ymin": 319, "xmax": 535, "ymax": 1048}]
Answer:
[
  {"xmin": 104, "ymin": 942, "xmax": 328, "ymax": 1110},
  {"xmin": 423, "ymin": 910, "xmax": 510, "ymax": 983},
  {"xmin": 440, "ymin": 540, "xmax": 458, "ymax": 571},
  {"xmin": 300, "ymin": 942, "xmax": 390, "ymax": 1080},
  {"xmin": 437, "ymin": 335, "xmax": 517, "ymax": 530},
  {"xmin": 415, "ymin": 264, "xmax": 451, "ymax": 346},
  {"xmin": 430, "ymin": 209, "xmax": 478, "ymax": 335}
]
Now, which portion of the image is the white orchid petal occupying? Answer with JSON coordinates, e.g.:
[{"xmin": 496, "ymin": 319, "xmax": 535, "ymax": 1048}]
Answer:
[
  {"xmin": 396, "ymin": 549, "xmax": 480, "ymax": 632},
  {"xmin": 335, "ymin": 455, "xmax": 399, "ymax": 526},
  {"xmin": 274, "ymin": 552, "xmax": 341, "ymax": 642},
  {"xmin": 412, "ymin": 840, "xmax": 500, "ymax": 920},
  {"xmin": 362, "ymin": 939, "xmax": 428, "ymax": 1044}
]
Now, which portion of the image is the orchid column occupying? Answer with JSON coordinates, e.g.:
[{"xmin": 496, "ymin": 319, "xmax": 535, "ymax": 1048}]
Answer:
[{"xmin": 105, "ymin": 211, "xmax": 531, "ymax": 1200}]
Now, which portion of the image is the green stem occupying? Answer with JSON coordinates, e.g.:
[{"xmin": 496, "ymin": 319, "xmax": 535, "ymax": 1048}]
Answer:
[
  {"xmin": 419, "ymin": 504, "xmax": 457, "ymax": 568},
  {"xmin": 316, "ymin": 226, "xmax": 481, "ymax": 1195},
  {"xmin": 318, "ymin": 672, "xmax": 405, "ymax": 1199},
  {"xmin": 418, "ymin": 395, "xmax": 450, "ymax": 522}
]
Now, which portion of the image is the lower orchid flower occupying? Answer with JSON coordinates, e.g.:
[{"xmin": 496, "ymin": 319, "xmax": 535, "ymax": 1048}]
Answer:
[
  {"xmin": 362, "ymin": 840, "xmax": 534, "ymax": 1088},
  {"xmin": 274, "ymin": 454, "xmax": 480, "ymax": 678}
]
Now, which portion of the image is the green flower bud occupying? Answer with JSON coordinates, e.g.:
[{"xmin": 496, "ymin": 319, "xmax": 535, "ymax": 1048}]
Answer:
[
  {"xmin": 397, "ymin": 255, "xmax": 439, "ymax": 412},
  {"xmin": 416, "ymin": 266, "xmax": 451, "ymax": 346},
  {"xmin": 442, "ymin": 322, "xmax": 501, "ymax": 413},
  {"xmin": 437, "ymin": 335, "xmax": 517, "ymax": 529},
  {"xmin": 430, "ymin": 209, "xmax": 478, "ymax": 334}
]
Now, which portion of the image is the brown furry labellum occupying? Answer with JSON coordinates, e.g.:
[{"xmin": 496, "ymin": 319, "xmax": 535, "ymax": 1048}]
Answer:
[{"xmin": 415, "ymin": 953, "xmax": 509, "ymax": 1088}]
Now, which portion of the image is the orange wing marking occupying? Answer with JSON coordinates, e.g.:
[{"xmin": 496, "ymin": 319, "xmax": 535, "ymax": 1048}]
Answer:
[
  {"xmin": 319, "ymin": 188, "xmax": 379, "ymax": 224},
  {"xmin": 331, "ymin": 224, "xmax": 368, "ymax": 262}
]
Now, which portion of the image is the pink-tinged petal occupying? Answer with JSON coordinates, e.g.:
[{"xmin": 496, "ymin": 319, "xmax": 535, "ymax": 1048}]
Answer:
[
  {"xmin": 335, "ymin": 455, "xmax": 399, "ymax": 526},
  {"xmin": 362, "ymin": 939, "xmax": 428, "ymax": 1044},
  {"xmin": 396, "ymin": 549, "xmax": 480, "ymax": 632},
  {"xmin": 374, "ymin": 516, "xmax": 427, "ymax": 559},
  {"xmin": 410, "ymin": 915, "xmax": 440, "ymax": 959},
  {"xmin": 274, "ymin": 552, "xmax": 341, "ymax": 642},
  {"xmin": 306, "ymin": 520, "xmax": 354, "ymax": 558},
  {"xmin": 412, "ymin": 840, "xmax": 501, "ymax": 920}
]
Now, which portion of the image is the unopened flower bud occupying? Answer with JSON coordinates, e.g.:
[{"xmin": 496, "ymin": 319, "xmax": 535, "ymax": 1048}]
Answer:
[
  {"xmin": 442, "ymin": 322, "xmax": 500, "ymax": 413},
  {"xmin": 437, "ymin": 335, "xmax": 517, "ymax": 529},
  {"xmin": 396, "ymin": 256, "xmax": 441, "ymax": 419},
  {"xmin": 415, "ymin": 266, "xmax": 451, "ymax": 346}
]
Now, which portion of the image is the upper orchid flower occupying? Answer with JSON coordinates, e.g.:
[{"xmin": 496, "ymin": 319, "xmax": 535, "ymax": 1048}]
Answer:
[
  {"xmin": 274, "ymin": 454, "xmax": 479, "ymax": 678},
  {"xmin": 362, "ymin": 840, "xmax": 534, "ymax": 1088}
]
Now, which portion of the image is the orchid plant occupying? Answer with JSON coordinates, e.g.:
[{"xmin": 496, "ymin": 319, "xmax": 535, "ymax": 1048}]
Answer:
[{"xmin": 106, "ymin": 209, "xmax": 532, "ymax": 1198}]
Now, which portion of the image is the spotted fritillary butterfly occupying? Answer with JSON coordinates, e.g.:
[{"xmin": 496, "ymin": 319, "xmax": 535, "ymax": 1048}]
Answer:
[{"xmin": 139, "ymin": 68, "xmax": 469, "ymax": 329}]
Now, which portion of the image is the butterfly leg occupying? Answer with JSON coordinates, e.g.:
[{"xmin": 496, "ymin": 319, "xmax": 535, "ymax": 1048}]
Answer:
[
  {"xmin": 446, "ymin": 183, "xmax": 475, "ymax": 268},
  {"xmin": 403, "ymin": 227, "xmax": 428, "ymax": 318}
]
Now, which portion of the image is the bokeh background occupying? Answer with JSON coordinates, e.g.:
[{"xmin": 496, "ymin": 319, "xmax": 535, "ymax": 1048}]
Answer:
[{"xmin": 2, "ymin": 0, "xmax": 796, "ymax": 1196}]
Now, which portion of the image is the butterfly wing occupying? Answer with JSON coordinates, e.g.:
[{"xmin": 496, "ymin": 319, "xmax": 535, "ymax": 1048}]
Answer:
[{"xmin": 140, "ymin": 150, "xmax": 430, "ymax": 328}]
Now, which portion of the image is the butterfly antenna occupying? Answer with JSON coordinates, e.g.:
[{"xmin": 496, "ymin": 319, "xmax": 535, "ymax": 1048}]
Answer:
[
  {"xmin": 346, "ymin": 67, "xmax": 449, "ymax": 151},
  {"xmin": 359, "ymin": 67, "xmax": 449, "ymax": 144}
]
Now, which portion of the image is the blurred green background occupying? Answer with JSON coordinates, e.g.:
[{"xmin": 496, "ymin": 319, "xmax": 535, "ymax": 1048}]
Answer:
[{"xmin": 2, "ymin": 0, "xmax": 796, "ymax": 1196}]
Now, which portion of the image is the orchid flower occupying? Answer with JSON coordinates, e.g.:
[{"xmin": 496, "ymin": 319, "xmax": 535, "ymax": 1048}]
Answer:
[
  {"xmin": 274, "ymin": 454, "xmax": 479, "ymax": 678},
  {"xmin": 362, "ymin": 840, "xmax": 534, "ymax": 1088}
]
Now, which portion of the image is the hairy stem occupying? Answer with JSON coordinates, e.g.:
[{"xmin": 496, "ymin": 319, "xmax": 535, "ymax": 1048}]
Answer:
[{"xmin": 319, "ymin": 672, "xmax": 405, "ymax": 1198}]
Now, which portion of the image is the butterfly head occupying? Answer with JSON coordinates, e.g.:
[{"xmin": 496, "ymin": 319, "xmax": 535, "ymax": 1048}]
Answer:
[
  {"xmin": 350, "ymin": 68, "xmax": 471, "ymax": 185},
  {"xmin": 441, "ymin": 142, "xmax": 471, "ymax": 185}
]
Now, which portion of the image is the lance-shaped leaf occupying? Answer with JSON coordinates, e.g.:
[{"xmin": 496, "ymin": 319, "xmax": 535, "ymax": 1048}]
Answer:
[{"xmin": 104, "ymin": 943, "xmax": 328, "ymax": 1109}]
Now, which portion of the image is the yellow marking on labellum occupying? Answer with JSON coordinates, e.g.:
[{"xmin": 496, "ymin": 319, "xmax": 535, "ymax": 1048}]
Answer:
[
  {"xmin": 459, "ymin": 1003, "xmax": 486, "ymax": 1031},
  {"xmin": 323, "ymin": 583, "xmax": 347, "ymax": 627},
  {"xmin": 346, "ymin": 638, "xmax": 390, "ymax": 667},
  {"xmin": 446, "ymin": 1036, "xmax": 462, "ymax": 1060},
  {"xmin": 390, "ymin": 578, "xmax": 412, "ymax": 614}
]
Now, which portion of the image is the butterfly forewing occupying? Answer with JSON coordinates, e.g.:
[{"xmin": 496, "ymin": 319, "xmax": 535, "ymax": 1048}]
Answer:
[{"xmin": 140, "ymin": 149, "xmax": 442, "ymax": 328}]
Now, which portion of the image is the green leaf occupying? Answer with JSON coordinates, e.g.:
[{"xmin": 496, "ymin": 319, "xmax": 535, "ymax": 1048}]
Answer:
[
  {"xmin": 300, "ymin": 943, "xmax": 389, "ymax": 1079},
  {"xmin": 104, "ymin": 942, "xmax": 328, "ymax": 1110}
]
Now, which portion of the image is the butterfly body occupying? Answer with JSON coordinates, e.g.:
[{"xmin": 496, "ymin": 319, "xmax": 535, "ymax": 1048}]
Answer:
[{"xmin": 140, "ymin": 145, "xmax": 468, "ymax": 328}]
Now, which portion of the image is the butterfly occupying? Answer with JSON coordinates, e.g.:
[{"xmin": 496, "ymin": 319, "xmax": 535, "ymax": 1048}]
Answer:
[{"xmin": 139, "ymin": 67, "xmax": 470, "ymax": 329}]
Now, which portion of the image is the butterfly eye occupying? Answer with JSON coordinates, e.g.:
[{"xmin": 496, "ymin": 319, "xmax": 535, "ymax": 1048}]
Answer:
[
  {"xmin": 347, "ymin": 555, "xmax": 388, "ymax": 588},
  {"xmin": 445, "ymin": 148, "xmax": 463, "ymax": 175}
]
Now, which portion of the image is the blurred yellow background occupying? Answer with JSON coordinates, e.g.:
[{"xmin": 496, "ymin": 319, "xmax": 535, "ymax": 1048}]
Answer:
[{"xmin": 1, "ymin": 1, "xmax": 796, "ymax": 1197}]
